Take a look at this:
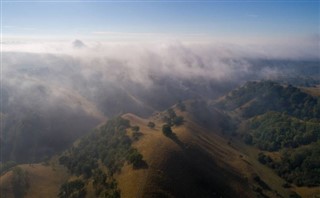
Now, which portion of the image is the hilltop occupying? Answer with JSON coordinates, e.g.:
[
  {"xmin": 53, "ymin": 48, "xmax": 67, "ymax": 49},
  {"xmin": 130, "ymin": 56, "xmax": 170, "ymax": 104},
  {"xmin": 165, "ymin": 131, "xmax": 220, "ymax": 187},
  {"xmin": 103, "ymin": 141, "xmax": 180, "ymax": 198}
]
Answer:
[{"xmin": 1, "ymin": 81, "xmax": 319, "ymax": 198}]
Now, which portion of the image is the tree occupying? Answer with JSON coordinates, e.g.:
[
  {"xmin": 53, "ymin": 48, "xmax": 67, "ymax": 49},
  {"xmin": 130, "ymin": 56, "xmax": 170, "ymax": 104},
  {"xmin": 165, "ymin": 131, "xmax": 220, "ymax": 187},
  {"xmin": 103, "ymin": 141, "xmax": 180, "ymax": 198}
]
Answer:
[
  {"xmin": 58, "ymin": 179, "xmax": 86, "ymax": 198},
  {"xmin": 162, "ymin": 124, "xmax": 172, "ymax": 136},
  {"xmin": 147, "ymin": 122, "xmax": 155, "ymax": 129},
  {"xmin": 127, "ymin": 149, "xmax": 143, "ymax": 168}
]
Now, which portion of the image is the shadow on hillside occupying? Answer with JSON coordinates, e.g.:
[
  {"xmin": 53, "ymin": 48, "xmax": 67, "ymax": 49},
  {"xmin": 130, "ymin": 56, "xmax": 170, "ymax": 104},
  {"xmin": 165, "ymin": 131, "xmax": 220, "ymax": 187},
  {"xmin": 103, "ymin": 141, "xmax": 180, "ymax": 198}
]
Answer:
[
  {"xmin": 167, "ymin": 133, "xmax": 186, "ymax": 150},
  {"xmin": 133, "ymin": 159, "xmax": 149, "ymax": 170}
]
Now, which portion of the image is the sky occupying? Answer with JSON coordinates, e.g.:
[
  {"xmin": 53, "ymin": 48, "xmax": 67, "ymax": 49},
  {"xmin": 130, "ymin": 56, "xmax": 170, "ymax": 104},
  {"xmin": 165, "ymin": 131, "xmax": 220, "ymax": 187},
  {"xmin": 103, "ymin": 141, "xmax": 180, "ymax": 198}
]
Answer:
[{"xmin": 1, "ymin": 0, "xmax": 319, "ymax": 42}]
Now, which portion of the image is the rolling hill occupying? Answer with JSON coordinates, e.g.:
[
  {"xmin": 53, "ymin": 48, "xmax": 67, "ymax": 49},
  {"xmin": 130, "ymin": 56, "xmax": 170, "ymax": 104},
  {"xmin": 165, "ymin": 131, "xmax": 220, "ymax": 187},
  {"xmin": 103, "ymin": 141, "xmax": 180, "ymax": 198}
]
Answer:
[{"xmin": 1, "ymin": 81, "xmax": 319, "ymax": 198}]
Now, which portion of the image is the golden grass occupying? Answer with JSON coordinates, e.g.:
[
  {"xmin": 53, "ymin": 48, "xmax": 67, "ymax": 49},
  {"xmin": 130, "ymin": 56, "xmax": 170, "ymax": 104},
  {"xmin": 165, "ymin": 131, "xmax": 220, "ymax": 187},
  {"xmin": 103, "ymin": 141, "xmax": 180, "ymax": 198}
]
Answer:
[
  {"xmin": 117, "ymin": 109, "xmax": 258, "ymax": 198},
  {"xmin": 300, "ymin": 86, "xmax": 320, "ymax": 97},
  {"xmin": 294, "ymin": 186, "xmax": 320, "ymax": 198},
  {"xmin": 0, "ymin": 157, "xmax": 69, "ymax": 198}
]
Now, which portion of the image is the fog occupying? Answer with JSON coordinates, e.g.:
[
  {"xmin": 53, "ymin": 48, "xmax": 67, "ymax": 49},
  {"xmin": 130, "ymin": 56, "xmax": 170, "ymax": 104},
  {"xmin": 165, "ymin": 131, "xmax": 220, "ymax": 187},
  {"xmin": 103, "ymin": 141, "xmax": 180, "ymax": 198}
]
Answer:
[
  {"xmin": 1, "ymin": 38, "xmax": 319, "ymax": 162},
  {"xmin": 2, "ymin": 37, "xmax": 319, "ymax": 118},
  {"xmin": 2, "ymin": 38, "xmax": 320, "ymax": 115}
]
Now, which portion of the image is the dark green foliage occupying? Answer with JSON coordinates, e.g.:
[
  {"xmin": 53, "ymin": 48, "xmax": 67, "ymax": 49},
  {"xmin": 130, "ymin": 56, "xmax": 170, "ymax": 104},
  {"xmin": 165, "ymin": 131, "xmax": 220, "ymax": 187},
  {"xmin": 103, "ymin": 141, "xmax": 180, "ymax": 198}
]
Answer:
[
  {"xmin": 58, "ymin": 117, "xmax": 146, "ymax": 197},
  {"xmin": 59, "ymin": 117, "xmax": 145, "ymax": 176},
  {"xmin": 257, "ymin": 153, "xmax": 273, "ymax": 165},
  {"xmin": 147, "ymin": 121, "xmax": 155, "ymax": 129},
  {"xmin": 127, "ymin": 148, "xmax": 144, "ymax": 168},
  {"xmin": 58, "ymin": 179, "xmax": 86, "ymax": 198},
  {"xmin": 162, "ymin": 124, "xmax": 172, "ymax": 136},
  {"xmin": 273, "ymin": 142, "xmax": 320, "ymax": 186},
  {"xmin": 92, "ymin": 169, "xmax": 120, "ymax": 198},
  {"xmin": 11, "ymin": 167, "xmax": 29, "ymax": 198},
  {"xmin": 216, "ymin": 81, "xmax": 320, "ymax": 120},
  {"xmin": 219, "ymin": 81, "xmax": 320, "ymax": 187},
  {"xmin": 248, "ymin": 112, "xmax": 320, "ymax": 151},
  {"xmin": 163, "ymin": 108, "xmax": 184, "ymax": 127}
]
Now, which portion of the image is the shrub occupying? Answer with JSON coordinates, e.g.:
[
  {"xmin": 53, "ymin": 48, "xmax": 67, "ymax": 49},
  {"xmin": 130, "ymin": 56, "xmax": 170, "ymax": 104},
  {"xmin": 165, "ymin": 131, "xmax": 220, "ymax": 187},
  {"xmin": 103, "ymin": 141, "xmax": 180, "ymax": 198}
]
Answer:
[
  {"xmin": 147, "ymin": 122, "xmax": 155, "ymax": 129},
  {"xmin": 162, "ymin": 124, "xmax": 172, "ymax": 136}
]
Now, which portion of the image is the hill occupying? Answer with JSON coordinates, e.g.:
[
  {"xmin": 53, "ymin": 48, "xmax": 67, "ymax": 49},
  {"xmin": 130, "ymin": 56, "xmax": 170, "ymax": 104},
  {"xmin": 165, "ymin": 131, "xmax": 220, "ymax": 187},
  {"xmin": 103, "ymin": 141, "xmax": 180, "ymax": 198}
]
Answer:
[
  {"xmin": 1, "ymin": 81, "xmax": 319, "ymax": 198},
  {"xmin": 214, "ymin": 81, "xmax": 320, "ymax": 197},
  {"xmin": 4, "ymin": 105, "xmax": 301, "ymax": 198}
]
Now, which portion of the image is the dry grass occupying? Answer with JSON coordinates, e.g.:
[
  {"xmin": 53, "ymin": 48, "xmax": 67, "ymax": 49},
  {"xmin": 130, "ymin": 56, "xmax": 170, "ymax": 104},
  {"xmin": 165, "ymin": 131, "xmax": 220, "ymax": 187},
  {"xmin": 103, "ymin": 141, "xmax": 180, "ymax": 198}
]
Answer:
[
  {"xmin": 300, "ymin": 86, "xmax": 320, "ymax": 97},
  {"xmin": 0, "ymin": 160, "xmax": 69, "ymax": 198},
  {"xmin": 117, "ymin": 109, "xmax": 258, "ymax": 198},
  {"xmin": 294, "ymin": 186, "xmax": 320, "ymax": 198}
]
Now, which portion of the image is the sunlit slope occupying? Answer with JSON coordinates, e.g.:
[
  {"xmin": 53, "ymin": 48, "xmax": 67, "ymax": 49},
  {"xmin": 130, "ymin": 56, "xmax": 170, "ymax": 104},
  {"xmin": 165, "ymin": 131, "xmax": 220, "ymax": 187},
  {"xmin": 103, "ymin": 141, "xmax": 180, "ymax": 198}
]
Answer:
[
  {"xmin": 0, "ymin": 159, "xmax": 68, "ymax": 198},
  {"xmin": 117, "ymin": 109, "xmax": 256, "ymax": 198}
]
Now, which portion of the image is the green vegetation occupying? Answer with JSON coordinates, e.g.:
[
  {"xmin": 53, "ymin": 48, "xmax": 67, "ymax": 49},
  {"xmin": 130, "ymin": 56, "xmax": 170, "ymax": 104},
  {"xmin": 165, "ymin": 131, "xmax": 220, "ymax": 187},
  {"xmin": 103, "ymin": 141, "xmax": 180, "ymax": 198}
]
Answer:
[
  {"xmin": 11, "ymin": 167, "xmax": 29, "ymax": 198},
  {"xmin": 59, "ymin": 117, "xmax": 146, "ymax": 197},
  {"xmin": 279, "ymin": 143, "xmax": 320, "ymax": 186},
  {"xmin": 162, "ymin": 124, "xmax": 173, "ymax": 136},
  {"xmin": 257, "ymin": 142, "xmax": 320, "ymax": 187},
  {"xmin": 58, "ymin": 179, "xmax": 86, "ymax": 198},
  {"xmin": 247, "ymin": 112, "xmax": 320, "ymax": 151},
  {"xmin": 147, "ymin": 121, "xmax": 155, "ymax": 129},
  {"xmin": 217, "ymin": 81, "xmax": 320, "ymax": 188},
  {"xmin": 217, "ymin": 81, "xmax": 320, "ymax": 120},
  {"xmin": 163, "ymin": 108, "xmax": 184, "ymax": 126},
  {"xmin": 127, "ymin": 149, "xmax": 144, "ymax": 168},
  {"xmin": 92, "ymin": 169, "xmax": 120, "ymax": 198}
]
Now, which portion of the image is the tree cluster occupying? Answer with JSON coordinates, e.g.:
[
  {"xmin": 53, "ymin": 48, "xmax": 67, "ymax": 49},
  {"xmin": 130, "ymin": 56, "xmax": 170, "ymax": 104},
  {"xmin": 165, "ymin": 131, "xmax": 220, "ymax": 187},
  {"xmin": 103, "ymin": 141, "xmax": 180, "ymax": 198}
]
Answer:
[
  {"xmin": 58, "ymin": 117, "xmax": 146, "ymax": 197},
  {"xmin": 247, "ymin": 112, "xmax": 320, "ymax": 151}
]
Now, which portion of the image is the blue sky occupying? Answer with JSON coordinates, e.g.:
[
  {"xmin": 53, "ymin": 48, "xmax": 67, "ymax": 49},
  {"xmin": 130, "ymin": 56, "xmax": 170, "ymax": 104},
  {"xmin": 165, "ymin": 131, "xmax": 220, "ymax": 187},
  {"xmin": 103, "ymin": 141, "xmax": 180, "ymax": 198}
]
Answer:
[{"xmin": 1, "ymin": 1, "xmax": 319, "ymax": 41}]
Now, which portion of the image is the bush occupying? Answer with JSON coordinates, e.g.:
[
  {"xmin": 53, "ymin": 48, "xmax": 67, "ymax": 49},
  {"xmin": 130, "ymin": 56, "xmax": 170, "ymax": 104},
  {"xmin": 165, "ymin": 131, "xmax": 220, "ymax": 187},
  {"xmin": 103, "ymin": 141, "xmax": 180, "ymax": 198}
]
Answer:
[
  {"xmin": 127, "ymin": 149, "xmax": 143, "ymax": 168},
  {"xmin": 58, "ymin": 179, "xmax": 86, "ymax": 198},
  {"xmin": 147, "ymin": 122, "xmax": 155, "ymax": 129},
  {"xmin": 162, "ymin": 124, "xmax": 172, "ymax": 136}
]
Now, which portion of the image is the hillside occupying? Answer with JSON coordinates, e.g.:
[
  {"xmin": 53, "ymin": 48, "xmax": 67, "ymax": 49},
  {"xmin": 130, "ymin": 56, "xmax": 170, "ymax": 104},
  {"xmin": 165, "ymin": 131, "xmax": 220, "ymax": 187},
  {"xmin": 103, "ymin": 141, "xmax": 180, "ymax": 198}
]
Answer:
[
  {"xmin": 214, "ymin": 81, "xmax": 320, "ymax": 197},
  {"xmin": 2, "ymin": 104, "xmax": 304, "ymax": 198},
  {"xmin": 0, "ymin": 159, "xmax": 69, "ymax": 198},
  {"xmin": 1, "ymin": 81, "xmax": 319, "ymax": 198}
]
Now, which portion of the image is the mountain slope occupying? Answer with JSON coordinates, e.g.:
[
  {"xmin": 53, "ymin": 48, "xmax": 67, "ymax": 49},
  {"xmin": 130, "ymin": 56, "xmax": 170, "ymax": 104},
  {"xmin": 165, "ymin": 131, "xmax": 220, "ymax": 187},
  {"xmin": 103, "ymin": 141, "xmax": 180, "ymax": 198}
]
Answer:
[{"xmin": 214, "ymin": 81, "xmax": 320, "ymax": 197}]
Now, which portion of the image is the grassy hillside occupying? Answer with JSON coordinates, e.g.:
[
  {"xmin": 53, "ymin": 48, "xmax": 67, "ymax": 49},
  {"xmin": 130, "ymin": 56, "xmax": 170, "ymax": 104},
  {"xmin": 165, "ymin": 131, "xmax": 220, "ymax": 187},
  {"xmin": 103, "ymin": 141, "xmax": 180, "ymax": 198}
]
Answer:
[
  {"xmin": 215, "ymin": 81, "xmax": 320, "ymax": 197},
  {"xmin": 0, "ymin": 107, "xmax": 279, "ymax": 198},
  {"xmin": 0, "ymin": 158, "xmax": 69, "ymax": 198},
  {"xmin": 3, "ymin": 80, "xmax": 318, "ymax": 198},
  {"xmin": 116, "ymin": 105, "xmax": 300, "ymax": 198}
]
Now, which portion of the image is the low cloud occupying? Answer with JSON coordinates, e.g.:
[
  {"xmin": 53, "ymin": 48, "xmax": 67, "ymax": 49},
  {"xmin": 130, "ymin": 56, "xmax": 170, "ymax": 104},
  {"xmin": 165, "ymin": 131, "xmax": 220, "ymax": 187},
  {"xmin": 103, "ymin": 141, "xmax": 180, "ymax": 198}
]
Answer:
[{"xmin": 1, "ymin": 36, "xmax": 319, "ymax": 116}]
